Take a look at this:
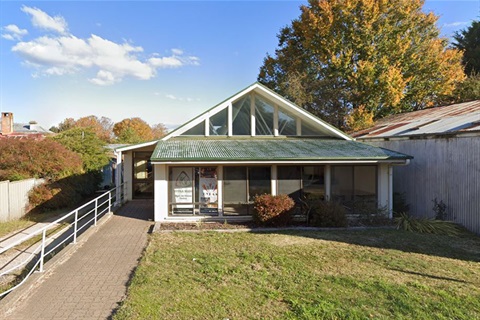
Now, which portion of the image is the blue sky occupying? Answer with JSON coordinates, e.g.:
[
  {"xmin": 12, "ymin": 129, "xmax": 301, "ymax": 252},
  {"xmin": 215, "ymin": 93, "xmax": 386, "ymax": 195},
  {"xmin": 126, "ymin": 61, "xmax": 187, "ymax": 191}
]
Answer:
[{"xmin": 1, "ymin": 1, "xmax": 479, "ymax": 130}]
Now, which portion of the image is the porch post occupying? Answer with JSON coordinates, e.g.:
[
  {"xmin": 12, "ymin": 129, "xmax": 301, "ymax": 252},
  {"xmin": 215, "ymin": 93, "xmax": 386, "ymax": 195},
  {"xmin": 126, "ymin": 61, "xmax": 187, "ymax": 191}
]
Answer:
[
  {"xmin": 271, "ymin": 165, "xmax": 277, "ymax": 196},
  {"xmin": 217, "ymin": 165, "xmax": 223, "ymax": 216},
  {"xmin": 325, "ymin": 165, "xmax": 331, "ymax": 201},
  {"xmin": 388, "ymin": 165, "xmax": 393, "ymax": 219},
  {"xmin": 114, "ymin": 151, "xmax": 122, "ymax": 206}
]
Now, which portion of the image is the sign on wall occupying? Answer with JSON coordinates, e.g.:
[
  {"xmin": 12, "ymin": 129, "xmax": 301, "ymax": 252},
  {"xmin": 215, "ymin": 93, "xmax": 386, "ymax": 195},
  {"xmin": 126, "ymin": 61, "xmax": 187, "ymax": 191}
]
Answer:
[
  {"xmin": 171, "ymin": 168, "xmax": 193, "ymax": 213},
  {"xmin": 199, "ymin": 167, "xmax": 218, "ymax": 214}
]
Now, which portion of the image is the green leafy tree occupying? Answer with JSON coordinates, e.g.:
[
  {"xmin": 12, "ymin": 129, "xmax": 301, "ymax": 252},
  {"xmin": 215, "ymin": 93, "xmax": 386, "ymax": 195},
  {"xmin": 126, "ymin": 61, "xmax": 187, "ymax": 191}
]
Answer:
[
  {"xmin": 258, "ymin": 0, "xmax": 465, "ymax": 129},
  {"xmin": 453, "ymin": 20, "xmax": 480, "ymax": 75},
  {"xmin": 52, "ymin": 127, "xmax": 110, "ymax": 172},
  {"xmin": 0, "ymin": 139, "xmax": 83, "ymax": 181},
  {"xmin": 439, "ymin": 73, "xmax": 480, "ymax": 105}
]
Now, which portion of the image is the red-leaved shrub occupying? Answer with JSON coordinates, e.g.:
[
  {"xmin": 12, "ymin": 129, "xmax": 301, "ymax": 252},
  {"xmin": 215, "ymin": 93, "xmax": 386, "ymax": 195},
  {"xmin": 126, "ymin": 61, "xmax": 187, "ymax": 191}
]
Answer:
[{"xmin": 253, "ymin": 194, "xmax": 295, "ymax": 226}]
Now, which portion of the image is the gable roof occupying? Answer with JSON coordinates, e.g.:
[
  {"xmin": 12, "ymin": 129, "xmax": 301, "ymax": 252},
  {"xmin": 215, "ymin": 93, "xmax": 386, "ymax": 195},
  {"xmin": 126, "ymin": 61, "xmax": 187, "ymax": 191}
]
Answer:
[
  {"xmin": 353, "ymin": 100, "xmax": 480, "ymax": 139},
  {"xmin": 163, "ymin": 82, "xmax": 352, "ymax": 141}
]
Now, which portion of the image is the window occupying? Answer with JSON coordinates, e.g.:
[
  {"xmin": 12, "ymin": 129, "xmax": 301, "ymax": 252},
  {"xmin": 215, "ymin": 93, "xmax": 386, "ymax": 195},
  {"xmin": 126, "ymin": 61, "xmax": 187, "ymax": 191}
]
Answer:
[
  {"xmin": 302, "ymin": 166, "xmax": 325, "ymax": 199},
  {"xmin": 255, "ymin": 96, "xmax": 274, "ymax": 135},
  {"xmin": 331, "ymin": 166, "xmax": 377, "ymax": 213},
  {"xmin": 169, "ymin": 167, "xmax": 218, "ymax": 215},
  {"xmin": 232, "ymin": 96, "xmax": 251, "ymax": 135},
  {"xmin": 209, "ymin": 109, "xmax": 228, "ymax": 136},
  {"xmin": 182, "ymin": 121, "xmax": 205, "ymax": 135},
  {"xmin": 278, "ymin": 110, "xmax": 296, "ymax": 135},
  {"xmin": 277, "ymin": 166, "xmax": 302, "ymax": 202}
]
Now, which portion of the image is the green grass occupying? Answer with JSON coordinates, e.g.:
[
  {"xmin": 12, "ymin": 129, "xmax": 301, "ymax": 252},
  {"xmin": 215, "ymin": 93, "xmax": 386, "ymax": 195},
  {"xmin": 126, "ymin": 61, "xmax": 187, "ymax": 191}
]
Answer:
[
  {"xmin": 0, "ymin": 210, "xmax": 67, "ymax": 240},
  {"xmin": 114, "ymin": 229, "xmax": 480, "ymax": 320}
]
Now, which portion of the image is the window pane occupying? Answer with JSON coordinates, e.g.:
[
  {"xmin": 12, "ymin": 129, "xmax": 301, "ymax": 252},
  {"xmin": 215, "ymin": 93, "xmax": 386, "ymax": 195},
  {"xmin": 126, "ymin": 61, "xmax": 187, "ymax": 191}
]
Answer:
[
  {"xmin": 223, "ymin": 167, "xmax": 247, "ymax": 203},
  {"xmin": 255, "ymin": 96, "xmax": 274, "ymax": 135},
  {"xmin": 278, "ymin": 110, "xmax": 296, "ymax": 136},
  {"xmin": 249, "ymin": 166, "xmax": 271, "ymax": 201},
  {"xmin": 209, "ymin": 109, "xmax": 228, "ymax": 136},
  {"xmin": 182, "ymin": 121, "xmax": 204, "ymax": 135},
  {"xmin": 232, "ymin": 97, "xmax": 251, "ymax": 135},
  {"xmin": 278, "ymin": 166, "xmax": 301, "ymax": 201},
  {"xmin": 302, "ymin": 166, "xmax": 325, "ymax": 199},
  {"xmin": 169, "ymin": 167, "xmax": 194, "ymax": 214},
  {"xmin": 301, "ymin": 121, "xmax": 328, "ymax": 136},
  {"xmin": 354, "ymin": 166, "xmax": 377, "ymax": 212},
  {"xmin": 331, "ymin": 166, "xmax": 354, "ymax": 207}
]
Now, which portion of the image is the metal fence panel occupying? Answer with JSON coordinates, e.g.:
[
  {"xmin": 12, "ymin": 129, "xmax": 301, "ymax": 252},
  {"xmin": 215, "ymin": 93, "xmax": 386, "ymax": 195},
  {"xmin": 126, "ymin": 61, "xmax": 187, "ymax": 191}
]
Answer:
[
  {"xmin": 0, "ymin": 181, "xmax": 9, "ymax": 222},
  {"xmin": 0, "ymin": 179, "xmax": 44, "ymax": 222}
]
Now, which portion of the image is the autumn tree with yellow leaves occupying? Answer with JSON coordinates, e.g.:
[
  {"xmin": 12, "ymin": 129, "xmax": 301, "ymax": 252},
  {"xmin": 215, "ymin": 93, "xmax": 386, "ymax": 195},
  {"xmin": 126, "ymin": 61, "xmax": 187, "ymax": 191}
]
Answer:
[{"xmin": 258, "ymin": 0, "xmax": 465, "ymax": 130}]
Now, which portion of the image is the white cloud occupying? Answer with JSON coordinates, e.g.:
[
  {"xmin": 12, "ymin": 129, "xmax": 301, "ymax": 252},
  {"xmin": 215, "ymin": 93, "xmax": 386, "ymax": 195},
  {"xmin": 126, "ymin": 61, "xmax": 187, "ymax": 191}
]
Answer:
[
  {"xmin": 21, "ymin": 5, "xmax": 68, "ymax": 34},
  {"xmin": 89, "ymin": 70, "xmax": 117, "ymax": 86},
  {"xmin": 8, "ymin": 6, "xmax": 200, "ymax": 85},
  {"xmin": 1, "ymin": 24, "xmax": 28, "ymax": 41},
  {"xmin": 171, "ymin": 48, "xmax": 183, "ymax": 55},
  {"xmin": 149, "ymin": 49, "xmax": 200, "ymax": 69},
  {"xmin": 165, "ymin": 94, "xmax": 177, "ymax": 100},
  {"xmin": 442, "ymin": 21, "xmax": 468, "ymax": 28}
]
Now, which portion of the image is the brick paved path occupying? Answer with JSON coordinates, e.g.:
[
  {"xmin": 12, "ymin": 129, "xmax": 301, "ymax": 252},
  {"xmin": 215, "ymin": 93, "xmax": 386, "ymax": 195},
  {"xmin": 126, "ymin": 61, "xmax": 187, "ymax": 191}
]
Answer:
[{"xmin": 4, "ymin": 201, "xmax": 153, "ymax": 320}]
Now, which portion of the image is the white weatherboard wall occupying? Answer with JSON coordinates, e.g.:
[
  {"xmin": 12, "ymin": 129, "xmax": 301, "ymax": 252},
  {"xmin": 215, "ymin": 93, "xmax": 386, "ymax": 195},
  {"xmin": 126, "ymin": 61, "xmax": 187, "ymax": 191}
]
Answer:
[
  {"xmin": 369, "ymin": 136, "xmax": 480, "ymax": 234},
  {"xmin": 0, "ymin": 178, "xmax": 44, "ymax": 221}
]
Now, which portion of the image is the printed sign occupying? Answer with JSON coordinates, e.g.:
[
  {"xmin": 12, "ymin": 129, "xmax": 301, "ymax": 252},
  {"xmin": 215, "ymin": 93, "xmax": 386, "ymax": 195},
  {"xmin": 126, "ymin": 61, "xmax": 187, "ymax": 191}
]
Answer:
[
  {"xmin": 199, "ymin": 167, "xmax": 218, "ymax": 214},
  {"xmin": 171, "ymin": 168, "xmax": 193, "ymax": 212}
]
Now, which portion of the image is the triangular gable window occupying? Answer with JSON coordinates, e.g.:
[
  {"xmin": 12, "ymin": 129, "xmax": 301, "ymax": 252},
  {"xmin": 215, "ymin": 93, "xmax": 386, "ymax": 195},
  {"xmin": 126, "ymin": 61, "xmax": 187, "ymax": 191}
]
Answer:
[
  {"xmin": 232, "ymin": 96, "xmax": 251, "ymax": 135},
  {"xmin": 209, "ymin": 108, "xmax": 228, "ymax": 136},
  {"xmin": 183, "ymin": 121, "xmax": 204, "ymax": 135},
  {"xmin": 177, "ymin": 88, "xmax": 343, "ymax": 138}
]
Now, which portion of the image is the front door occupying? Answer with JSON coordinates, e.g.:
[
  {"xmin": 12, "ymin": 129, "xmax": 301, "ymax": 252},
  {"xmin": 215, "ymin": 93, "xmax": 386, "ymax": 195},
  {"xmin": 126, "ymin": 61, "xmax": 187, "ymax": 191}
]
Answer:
[{"xmin": 133, "ymin": 152, "xmax": 154, "ymax": 199}]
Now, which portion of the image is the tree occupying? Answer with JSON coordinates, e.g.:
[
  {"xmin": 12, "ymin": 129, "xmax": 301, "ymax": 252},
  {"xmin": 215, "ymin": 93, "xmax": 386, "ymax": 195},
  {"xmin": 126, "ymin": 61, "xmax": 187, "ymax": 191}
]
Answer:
[
  {"xmin": 52, "ymin": 127, "xmax": 110, "ymax": 172},
  {"xmin": 151, "ymin": 123, "xmax": 168, "ymax": 139},
  {"xmin": 258, "ymin": 0, "xmax": 465, "ymax": 129},
  {"xmin": 113, "ymin": 117, "xmax": 154, "ymax": 143},
  {"xmin": 453, "ymin": 20, "xmax": 480, "ymax": 75},
  {"xmin": 0, "ymin": 138, "xmax": 83, "ymax": 181},
  {"xmin": 55, "ymin": 116, "xmax": 113, "ymax": 142},
  {"xmin": 439, "ymin": 73, "xmax": 480, "ymax": 105}
]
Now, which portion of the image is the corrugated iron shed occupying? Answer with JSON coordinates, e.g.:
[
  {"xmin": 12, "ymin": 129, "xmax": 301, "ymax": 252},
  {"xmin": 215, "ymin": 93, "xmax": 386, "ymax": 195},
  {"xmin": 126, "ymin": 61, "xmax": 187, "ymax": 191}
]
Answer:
[{"xmin": 353, "ymin": 100, "xmax": 480, "ymax": 139}]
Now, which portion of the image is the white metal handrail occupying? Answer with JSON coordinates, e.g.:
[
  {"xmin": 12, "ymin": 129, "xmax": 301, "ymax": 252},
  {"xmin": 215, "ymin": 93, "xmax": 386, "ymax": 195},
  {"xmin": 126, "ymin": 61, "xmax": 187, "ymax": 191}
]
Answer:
[{"xmin": 0, "ymin": 183, "xmax": 126, "ymax": 298}]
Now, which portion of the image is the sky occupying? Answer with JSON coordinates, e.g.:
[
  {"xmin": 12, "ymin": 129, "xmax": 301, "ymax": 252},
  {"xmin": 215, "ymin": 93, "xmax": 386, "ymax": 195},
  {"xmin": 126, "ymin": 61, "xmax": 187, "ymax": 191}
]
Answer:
[{"xmin": 1, "ymin": 1, "xmax": 479, "ymax": 130}]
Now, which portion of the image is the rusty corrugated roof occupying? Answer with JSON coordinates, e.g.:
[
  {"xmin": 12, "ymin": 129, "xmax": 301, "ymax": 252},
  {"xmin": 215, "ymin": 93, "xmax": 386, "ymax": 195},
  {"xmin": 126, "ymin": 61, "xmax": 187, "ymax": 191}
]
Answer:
[{"xmin": 353, "ymin": 100, "xmax": 480, "ymax": 139}]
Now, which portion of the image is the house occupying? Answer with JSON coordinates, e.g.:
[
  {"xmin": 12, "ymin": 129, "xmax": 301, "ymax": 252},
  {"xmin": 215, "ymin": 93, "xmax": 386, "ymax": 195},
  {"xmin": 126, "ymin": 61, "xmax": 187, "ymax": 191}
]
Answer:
[
  {"xmin": 353, "ymin": 100, "xmax": 480, "ymax": 234},
  {"xmin": 115, "ymin": 83, "xmax": 411, "ymax": 222},
  {"xmin": 0, "ymin": 112, "xmax": 53, "ymax": 139}
]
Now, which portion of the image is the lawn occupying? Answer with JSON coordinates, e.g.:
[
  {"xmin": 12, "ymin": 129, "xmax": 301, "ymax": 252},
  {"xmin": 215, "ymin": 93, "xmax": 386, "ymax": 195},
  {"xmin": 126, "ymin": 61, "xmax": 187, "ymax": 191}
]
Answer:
[{"xmin": 114, "ymin": 229, "xmax": 480, "ymax": 320}]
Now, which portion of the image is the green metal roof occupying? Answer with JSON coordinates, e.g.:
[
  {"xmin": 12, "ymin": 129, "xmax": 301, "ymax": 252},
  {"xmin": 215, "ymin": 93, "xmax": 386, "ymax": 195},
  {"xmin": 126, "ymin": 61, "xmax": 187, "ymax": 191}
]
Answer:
[{"xmin": 151, "ymin": 138, "xmax": 412, "ymax": 162}]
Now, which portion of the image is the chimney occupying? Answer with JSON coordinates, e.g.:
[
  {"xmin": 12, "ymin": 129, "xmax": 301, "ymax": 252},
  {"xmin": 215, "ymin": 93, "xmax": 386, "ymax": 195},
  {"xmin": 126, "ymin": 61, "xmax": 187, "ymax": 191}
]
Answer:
[{"xmin": 1, "ymin": 112, "xmax": 14, "ymax": 135}]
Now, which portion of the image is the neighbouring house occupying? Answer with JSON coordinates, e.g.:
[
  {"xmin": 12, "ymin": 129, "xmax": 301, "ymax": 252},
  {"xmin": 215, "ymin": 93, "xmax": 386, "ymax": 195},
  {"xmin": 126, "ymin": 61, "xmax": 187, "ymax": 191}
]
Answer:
[
  {"xmin": 115, "ymin": 83, "xmax": 411, "ymax": 222},
  {"xmin": 0, "ymin": 112, "xmax": 53, "ymax": 139},
  {"xmin": 353, "ymin": 100, "xmax": 480, "ymax": 234}
]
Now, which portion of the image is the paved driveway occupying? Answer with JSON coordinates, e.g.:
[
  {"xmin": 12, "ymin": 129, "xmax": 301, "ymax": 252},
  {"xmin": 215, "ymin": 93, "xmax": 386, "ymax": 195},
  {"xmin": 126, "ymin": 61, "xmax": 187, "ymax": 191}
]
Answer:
[{"xmin": 3, "ymin": 200, "xmax": 153, "ymax": 320}]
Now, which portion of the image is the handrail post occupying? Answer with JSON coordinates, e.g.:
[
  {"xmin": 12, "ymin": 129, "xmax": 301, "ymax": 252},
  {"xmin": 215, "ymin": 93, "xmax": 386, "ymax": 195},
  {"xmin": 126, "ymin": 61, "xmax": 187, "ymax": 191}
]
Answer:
[
  {"xmin": 39, "ymin": 229, "xmax": 46, "ymax": 272},
  {"xmin": 94, "ymin": 198, "xmax": 98, "ymax": 226},
  {"xmin": 108, "ymin": 190, "xmax": 112, "ymax": 212},
  {"xmin": 73, "ymin": 209, "xmax": 78, "ymax": 244}
]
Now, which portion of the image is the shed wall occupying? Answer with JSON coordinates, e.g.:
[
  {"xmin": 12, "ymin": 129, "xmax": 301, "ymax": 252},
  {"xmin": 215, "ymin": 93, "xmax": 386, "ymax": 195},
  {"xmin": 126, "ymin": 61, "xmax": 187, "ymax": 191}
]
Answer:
[{"xmin": 368, "ymin": 136, "xmax": 480, "ymax": 234}]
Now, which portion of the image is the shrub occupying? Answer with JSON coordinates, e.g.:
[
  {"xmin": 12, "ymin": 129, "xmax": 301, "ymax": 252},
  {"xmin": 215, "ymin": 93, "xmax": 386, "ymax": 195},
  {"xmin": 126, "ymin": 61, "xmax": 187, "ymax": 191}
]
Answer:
[
  {"xmin": 253, "ymin": 194, "xmax": 295, "ymax": 226},
  {"xmin": 432, "ymin": 198, "xmax": 448, "ymax": 220},
  {"xmin": 0, "ymin": 138, "xmax": 83, "ymax": 181},
  {"xmin": 395, "ymin": 212, "xmax": 462, "ymax": 236},
  {"xmin": 28, "ymin": 172, "xmax": 101, "ymax": 212},
  {"xmin": 309, "ymin": 200, "xmax": 348, "ymax": 228}
]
